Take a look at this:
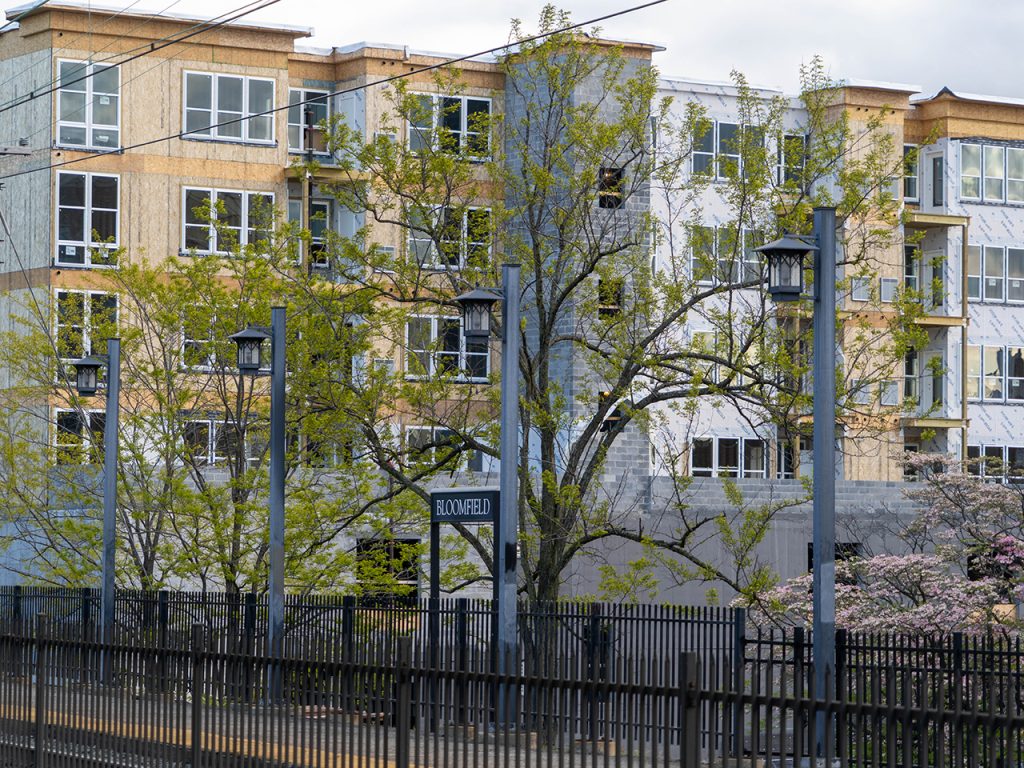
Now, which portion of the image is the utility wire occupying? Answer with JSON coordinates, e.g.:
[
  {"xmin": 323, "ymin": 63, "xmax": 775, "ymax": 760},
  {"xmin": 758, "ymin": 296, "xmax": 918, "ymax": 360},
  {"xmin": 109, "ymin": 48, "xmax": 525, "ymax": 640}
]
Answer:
[
  {"xmin": 0, "ymin": 0, "xmax": 179, "ymax": 95},
  {"xmin": 14, "ymin": 0, "xmax": 280, "ymax": 147},
  {"xmin": 0, "ymin": 0, "xmax": 667, "ymax": 182},
  {"xmin": 0, "ymin": 0, "xmax": 282, "ymax": 117}
]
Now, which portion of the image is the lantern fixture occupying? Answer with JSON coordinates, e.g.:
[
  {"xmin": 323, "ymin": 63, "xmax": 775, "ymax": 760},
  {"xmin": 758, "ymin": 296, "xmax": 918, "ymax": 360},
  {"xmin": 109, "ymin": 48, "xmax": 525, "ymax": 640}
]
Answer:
[
  {"xmin": 455, "ymin": 287, "xmax": 502, "ymax": 340},
  {"xmin": 229, "ymin": 326, "xmax": 271, "ymax": 373},
  {"xmin": 755, "ymin": 233, "xmax": 818, "ymax": 303},
  {"xmin": 72, "ymin": 355, "xmax": 105, "ymax": 397}
]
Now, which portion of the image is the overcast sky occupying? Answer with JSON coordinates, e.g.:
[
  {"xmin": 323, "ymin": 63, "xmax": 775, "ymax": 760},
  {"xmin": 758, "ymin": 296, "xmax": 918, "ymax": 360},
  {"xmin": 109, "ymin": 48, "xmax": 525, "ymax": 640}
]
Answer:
[{"xmin": 143, "ymin": 0, "xmax": 1024, "ymax": 99}]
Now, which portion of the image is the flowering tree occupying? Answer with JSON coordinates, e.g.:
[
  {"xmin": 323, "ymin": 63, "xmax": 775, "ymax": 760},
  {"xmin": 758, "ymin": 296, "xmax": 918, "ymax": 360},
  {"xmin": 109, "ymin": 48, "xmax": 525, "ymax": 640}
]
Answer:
[{"xmin": 743, "ymin": 454, "xmax": 1024, "ymax": 635}]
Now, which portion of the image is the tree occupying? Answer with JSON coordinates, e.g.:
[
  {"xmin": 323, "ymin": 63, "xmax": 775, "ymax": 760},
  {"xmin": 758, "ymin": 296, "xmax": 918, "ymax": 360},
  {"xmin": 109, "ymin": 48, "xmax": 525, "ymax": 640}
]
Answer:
[
  {"xmin": 744, "ymin": 454, "xmax": 1024, "ymax": 635},
  {"xmin": 309, "ymin": 9, "xmax": 921, "ymax": 604}
]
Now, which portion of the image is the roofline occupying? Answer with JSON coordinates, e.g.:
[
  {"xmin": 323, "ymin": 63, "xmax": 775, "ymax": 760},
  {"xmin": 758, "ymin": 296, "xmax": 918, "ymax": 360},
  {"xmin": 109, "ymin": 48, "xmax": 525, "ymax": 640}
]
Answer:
[
  {"xmin": 912, "ymin": 86, "xmax": 1024, "ymax": 109},
  {"xmin": 4, "ymin": 0, "xmax": 313, "ymax": 37}
]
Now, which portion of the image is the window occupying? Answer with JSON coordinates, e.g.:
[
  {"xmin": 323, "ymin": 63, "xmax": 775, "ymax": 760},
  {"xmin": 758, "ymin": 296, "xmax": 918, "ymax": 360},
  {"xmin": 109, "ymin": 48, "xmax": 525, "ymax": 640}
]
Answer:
[
  {"xmin": 1009, "ymin": 248, "xmax": 1024, "ymax": 302},
  {"xmin": 288, "ymin": 198, "xmax": 332, "ymax": 267},
  {"xmin": 690, "ymin": 224, "xmax": 760, "ymax": 286},
  {"xmin": 903, "ymin": 245, "xmax": 918, "ymax": 292},
  {"xmin": 287, "ymin": 89, "xmax": 330, "ymax": 154},
  {"xmin": 960, "ymin": 143, "xmax": 1024, "ymax": 204},
  {"xmin": 743, "ymin": 438, "xmax": 766, "ymax": 478},
  {"xmin": 689, "ymin": 225, "xmax": 715, "ymax": 285},
  {"xmin": 408, "ymin": 94, "xmax": 491, "ymax": 158},
  {"xmin": 690, "ymin": 436, "xmax": 766, "ymax": 478},
  {"xmin": 967, "ymin": 345, "xmax": 981, "ymax": 400},
  {"xmin": 903, "ymin": 145, "xmax": 918, "ymax": 201},
  {"xmin": 967, "ymin": 444, "xmax": 981, "ymax": 476},
  {"xmin": 181, "ymin": 416, "xmax": 259, "ymax": 467},
  {"xmin": 183, "ymin": 71, "xmax": 274, "ymax": 144},
  {"xmin": 55, "ymin": 409, "xmax": 105, "ymax": 465},
  {"xmin": 984, "ymin": 346, "xmax": 1004, "ymax": 401},
  {"xmin": 182, "ymin": 313, "xmax": 216, "ymax": 370},
  {"xmin": 692, "ymin": 121, "xmax": 762, "ymax": 179},
  {"xmin": 850, "ymin": 277, "xmax": 870, "ymax": 302},
  {"xmin": 985, "ymin": 245, "xmax": 1005, "ymax": 301},
  {"xmin": 904, "ymin": 351, "xmax": 919, "ymax": 402},
  {"xmin": 598, "ymin": 278, "xmax": 624, "ymax": 317},
  {"xmin": 182, "ymin": 189, "xmax": 274, "ymax": 254},
  {"xmin": 57, "ymin": 61, "xmax": 119, "ymax": 149},
  {"xmin": 57, "ymin": 172, "xmax": 119, "ymax": 266},
  {"xmin": 985, "ymin": 445, "xmax": 1006, "ymax": 482},
  {"xmin": 880, "ymin": 380, "xmax": 899, "ymax": 407},
  {"xmin": 985, "ymin": 145, "xmax": 1005, "ymax": 201},
  {"xmin": 406, "ymin": 316, "xmax": 489, "ymax": 380},
  {"xmin": 717, "ymin": 438, "xmax": 739, "ymax": 478},
  {"xmin": 879, "ymin": 278, "xmax": 898, "ymax": 303},
  {"xmin": 408, "ymin": 206, "xmax": 491, "ymax": 270},
  {"xmin": 690, "ymin": 438, "xmax": 713, "ymax": 477},
  {"xmin": 405, "ymin": 426, "xmax": 480, "ymax": 471},
  {"xmin": 1009, "ymin": 347, "xmax": 1024, "ymax": 402},
  {"xmin": 1010, "ymin": 148, "xmax": 1024, "ymax": 202},
  {"xmin": 778, "ymin": 133, "xmax": 807, "ymax": 186},
  {"xmin": 961, "ymin": 144, "xmax": 981, "ymax": 200},
  {"xmin": 55, "ymin": 290, "xmax": 117, "ymax": 362},
  {"xmin": 1009, "ymin": 447, "xmax": 1024, "ymax": 484},
  {"xmin": 932, "ymin": 156, "xmax": 944, "ymax": 207},
  {"xmin": 691, "ymin": 331, "xmax": 718, "ymax": 383},
  {"xmin": 967, "ymin": 245, "xmax": 981, "ymax": 300},
  {"xmin": 776, "ymin": 440, "xmax": 796, "ymax": 480},
  {"xmin": 598, "ymin": 167, "xmax": 624, "ymax": 209},
  {"xmin": 356, "ymin": 538, "xmax": 420, "ymax": 601},
  {"xmin": 851, "ymin": 379, "xmax": 871, "ymax": 406},
  {"xmin": 807, "ymin": 543, "xmax": 863, "ymax": 578}
]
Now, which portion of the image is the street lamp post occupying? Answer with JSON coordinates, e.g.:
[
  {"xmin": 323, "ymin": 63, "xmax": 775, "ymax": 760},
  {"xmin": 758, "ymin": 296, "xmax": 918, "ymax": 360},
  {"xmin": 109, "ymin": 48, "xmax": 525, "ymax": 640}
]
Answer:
[
  {"xmin": 72, "ymin": 338, "xmax": 120, "ymax": 652},
  {"xmin": 456, "ymin": 264, "xmax": 520, "ymax": 690},
  {"xmin": 757, "ymin": 207, "xmax": 837, "ymax": 752},
  {"xmin": 230, "ymin": 307, "xmax": 286, "ymax": 685}
]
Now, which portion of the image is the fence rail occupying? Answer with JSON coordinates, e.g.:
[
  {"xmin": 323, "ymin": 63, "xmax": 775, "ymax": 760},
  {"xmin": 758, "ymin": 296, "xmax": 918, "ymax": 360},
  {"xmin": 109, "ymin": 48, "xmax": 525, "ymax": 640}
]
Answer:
[{"xmin": 1, "ymin": 615, "xmax": 1022, "ymax": 768}]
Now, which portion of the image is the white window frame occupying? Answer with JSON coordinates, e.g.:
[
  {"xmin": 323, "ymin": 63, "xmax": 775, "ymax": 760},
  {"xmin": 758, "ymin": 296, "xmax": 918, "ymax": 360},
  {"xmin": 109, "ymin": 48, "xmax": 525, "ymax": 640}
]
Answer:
[
  {"xmin": 55, "ymin": 171, "xmax": 119, "ymax": 267},
  {"xmin": 407, "ymin": 93, "xmax": 492, "ymax": 159},
  {"xmin": 1008, "ymin": 347, "xmax": 1024, "ymax": 403},
  {"xmin": 181, "ymin": 314, "xmax": 217, "ymax": 371},
  {"xmin": 778, "ymin": 133, "xmax": 807, "ymax": 186},
  {"xmin": 967, "ymin": 244, "xmax": 982, "ymax": 301},
  {"xmin": 288, "ymin": 197, "xmax": 333, "ymax": 267},
  {"xmin": 689, "ymin": 435, "xmax": 767, "ymax": 479},
  {"xmin": 984, "ymin": 345, "xmax": 1005, "ymax": 402},
  {"xmin": 405, "ymin": 315, "xmax": 489, "ymax": 382},
  {"xmin": 54, "ymin": 289, "xmax": 118, "ymax": 363},
  {"xmin": 182, "ymin": 71, "xmax": 276, "ymax": 145},
  {"xmin": 850, "ymin": 277, "xmax": 870, "ymax": 302},
  {"xmin": 287, "ymin": 88, "xmax": 331, "ymax": 154},
  {"xmin": 903, "ymin": 144, "xmax": 918, "ymax": 202},
  {"xmin": 960, "ymin": 143, "xmax": 981, "ymax": 201},
  {"xmin": 879, "ymin": 277, "xmax": 898, "ymax": 303},
  {"xmin": 967, "ymin": 344, "xmax": 981, "ymax": 401},
  {"xmin": 54, "ymin": 408, "xmax": 106, "ymax": 466},
  {"xmin": 692, "ymin": 122, "xmax": 763, "ymax": 180},
  {"xmin": 56, "ymin": 59, "xmax": 120, "ymax": 150},
  {"xmin": 182, "ymin": 188, "xmax": 275, "ymax": 255},
  {"xmin": 407, "ymin": 206, "xmax": 491, "ymax": 271}
]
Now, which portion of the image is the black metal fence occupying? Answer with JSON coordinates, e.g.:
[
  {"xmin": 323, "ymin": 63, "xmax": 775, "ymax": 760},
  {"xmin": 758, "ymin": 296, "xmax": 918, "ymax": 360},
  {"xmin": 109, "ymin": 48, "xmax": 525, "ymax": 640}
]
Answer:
[{"xmin": 1, "ymin": 616, "xmax": 1022, "ymax": 768}]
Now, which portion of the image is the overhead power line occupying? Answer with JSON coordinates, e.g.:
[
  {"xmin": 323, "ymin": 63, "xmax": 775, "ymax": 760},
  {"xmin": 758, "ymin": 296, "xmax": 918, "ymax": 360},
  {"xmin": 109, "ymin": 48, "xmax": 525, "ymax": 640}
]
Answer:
[
  {"xmin": 0, "ymin": 0, "xmax": 667, "ymax": 183},
  {"xmin": 0, "ymin": 0, "xmax": 283, "ymax": 117}
]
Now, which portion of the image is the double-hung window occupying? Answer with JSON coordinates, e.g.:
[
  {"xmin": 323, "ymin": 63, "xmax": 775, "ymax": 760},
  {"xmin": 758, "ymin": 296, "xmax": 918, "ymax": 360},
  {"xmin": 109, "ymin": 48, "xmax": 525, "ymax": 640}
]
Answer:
[
  {"xmin": 183, "ymin": 188, "xmax": 274, "ymax": 253},
  {"xmin": 1009, "ymin": 347, "xmax": 1024, "ymax": 402},
  {"xmin": 1009, "ymin": 248, "xmax": 1024, "ymax": 302},
  {"xmin": 690, "ymin": 224, "xmax": 758, "ymax": 285},
  {"xmin": 985, "ymin": 245, "xmax": 1005, "ymax": 301},
  {"xmin": 985, "ymin": 346, "xmax": 1005, "ymax": 401},
  {"xmin": 182, "ymin": 313, "xmax": 216, "ymax": 370},
  {"xmin": 408, "ymin": 94, "xmax": 491, "ymax": 158},
  {"xmin": 56, "ymin": 172, "xmax": 118, "ymax": 266},
  {"xmin": 961, "ymin": 144, "xmax": 981, "ymax": 200},
  {"xmin": 404, "ymin": 426, "xmax": 483, "ymax": 471},
  {"xmin": 903, "ymin": 145, "xmax": 918, "ymax": 201},
  {"xmin": 57, "ymin": 61, "xmax": 119, "ymax": 149},
  {"xmin": 287, "ymin": 89, "xmax": 330, "ymax": 154},
  {"xmin": 55, "ymin": 409, "xmax": 105, "ymax": 465},
  {"xmin": 692, "ymin": 122, "xmax": 763, "ymax": 179},
  {"xmin": 55, "ymin": 290, "xmax": 118, "ymax": 363},
  {"xmin": 183, "ymin": 72, "xmax": 274, "ymax": 143},
  {"xmin": 967, "ymin": 345, "xmax": 981, "ymax": 400},
  {"xmin": 406, "ymin": 316, "xmax": 489, "ymax": 381},
  {"xmin": 288, "ymin": 198, "xmax": 332, "ymax": 267},
  {"xmin": 778, "ymin": 133, "xmax": 807, "ymax": 187},
  {"xmin": 408, "ymin": 206, "xmax": 491, "ymax": 270}
]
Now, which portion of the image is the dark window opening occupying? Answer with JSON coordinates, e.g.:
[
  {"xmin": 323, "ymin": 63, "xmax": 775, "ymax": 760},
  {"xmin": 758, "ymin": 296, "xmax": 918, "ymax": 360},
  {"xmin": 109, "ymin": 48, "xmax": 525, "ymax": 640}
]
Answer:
[{"xmin": 598, "ymin": 167, "xmax": 624, "ymax": 209}]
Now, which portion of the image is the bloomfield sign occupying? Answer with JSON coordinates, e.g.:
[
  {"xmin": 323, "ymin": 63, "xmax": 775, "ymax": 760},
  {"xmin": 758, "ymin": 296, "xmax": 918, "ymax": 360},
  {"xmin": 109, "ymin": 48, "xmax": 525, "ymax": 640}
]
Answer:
[{"xmin": 430, "ymin": 487, "xmax": 499, "ymax": 524}]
